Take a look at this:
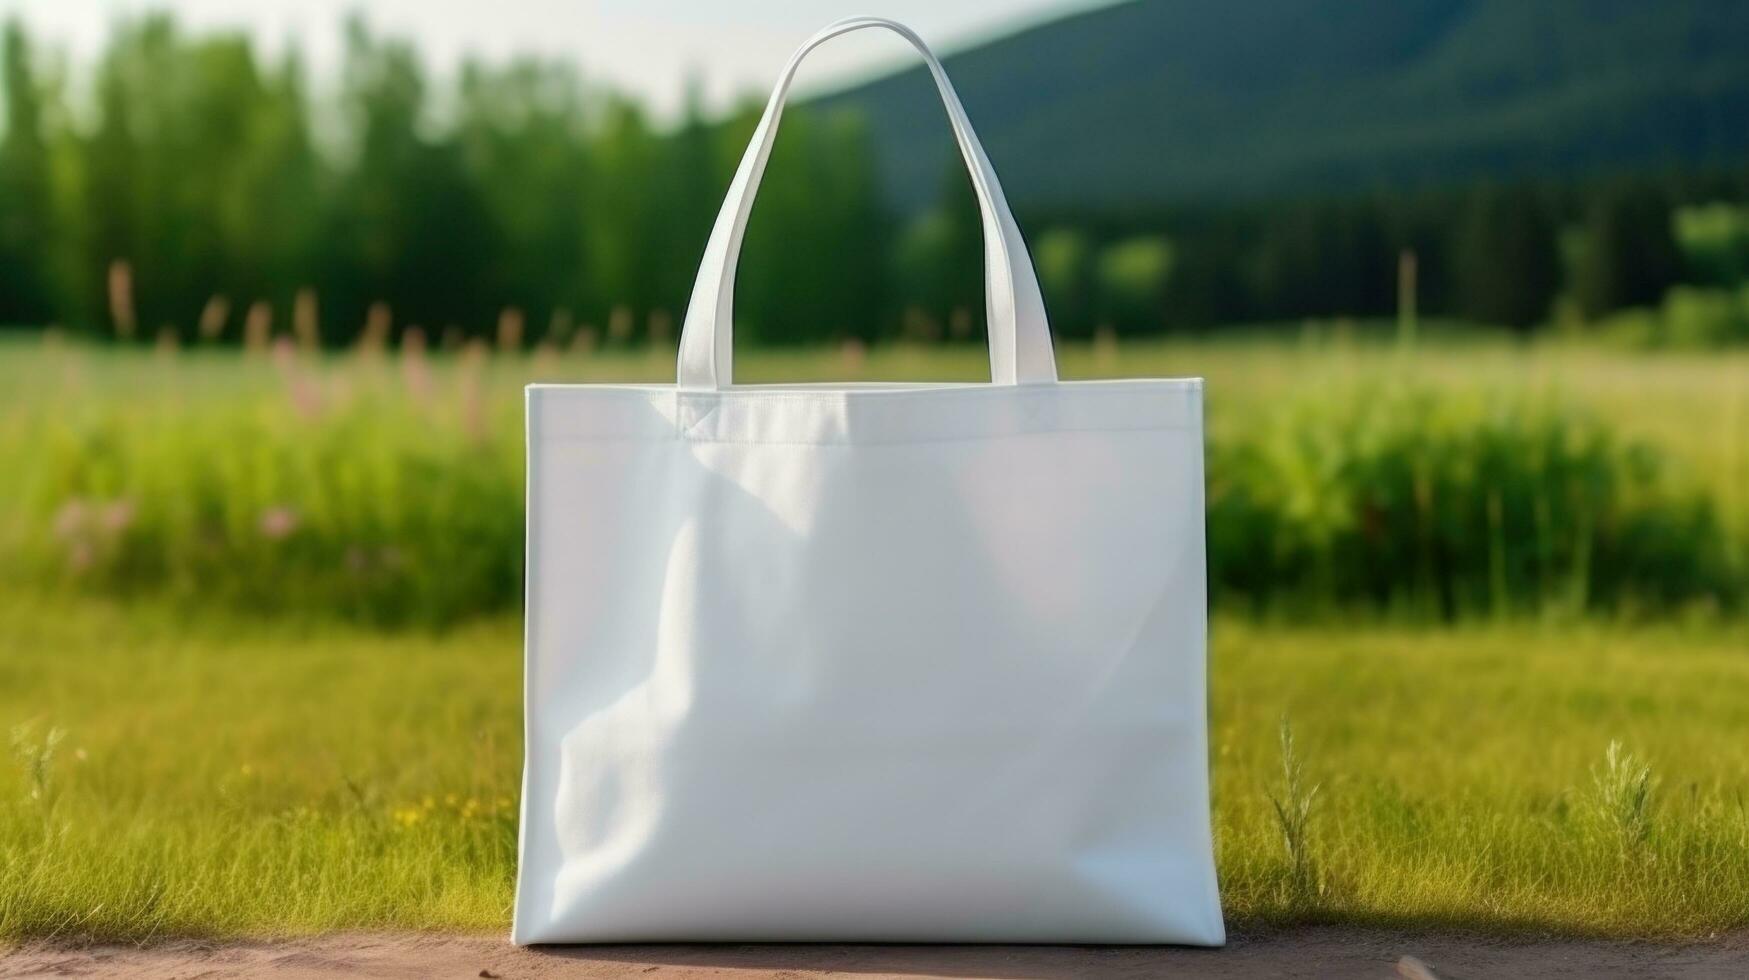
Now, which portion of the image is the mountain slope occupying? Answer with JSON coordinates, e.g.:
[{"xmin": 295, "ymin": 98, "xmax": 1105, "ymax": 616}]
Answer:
[{"xmin": 811, "ymin": 0, "xmax": 1749, "ymax": 209}]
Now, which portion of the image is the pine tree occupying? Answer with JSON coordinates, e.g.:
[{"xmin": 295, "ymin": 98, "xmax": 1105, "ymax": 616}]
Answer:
[
  {"xmin": 1452, "ymin": 184, "xmax": 1561, "ymax": 330},
  {"xmin": 1574, "ymin": 182, "xmax": 1685, "ymax": 318},
  {"xmin": 0, "ymin": 21, "xmax": 58, "ymax": 325}
]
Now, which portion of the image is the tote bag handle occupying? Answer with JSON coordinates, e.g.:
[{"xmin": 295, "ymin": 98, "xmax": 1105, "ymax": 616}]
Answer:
[{"xmin": 676, "ymin": 16, "xmax": 1059, "ymax": 390}]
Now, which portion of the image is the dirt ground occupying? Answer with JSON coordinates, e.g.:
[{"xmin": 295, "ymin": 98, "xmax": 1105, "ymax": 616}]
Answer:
[{"xmin": 4, "ymin": 928, "xmax": 1748, "ymax": 980}]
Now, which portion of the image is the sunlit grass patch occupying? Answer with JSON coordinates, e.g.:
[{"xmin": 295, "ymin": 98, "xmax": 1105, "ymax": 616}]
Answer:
[
  {"xmin": 1211, "ymin": 619, "xmax": 1749, "ymax": 935},
  {"xmin": 0, "ymin": 596, "xmax": 519, "ymax": 939},
  {"xmin": 3, "ymin": 596, "xmax": 1747, "ymax": 941}
]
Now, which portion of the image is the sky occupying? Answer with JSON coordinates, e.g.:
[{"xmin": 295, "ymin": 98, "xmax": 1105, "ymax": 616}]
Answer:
[{"xmin": 0, "ymin": 0, "xmax": 1111, "ymax": 117}]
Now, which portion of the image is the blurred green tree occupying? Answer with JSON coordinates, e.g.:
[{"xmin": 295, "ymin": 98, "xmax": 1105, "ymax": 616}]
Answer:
[
  {"xmin": 1574, "ymin": 182, "xmax": 1684, "ymax": 319},
  {"xmin": 738, "ymin": 108, "xmax": 888, "ymax": 345},
  {"xmin": 1674, "ymin": 202, "xmax": 1749, "ymax": 288},
  {"xmin": 1452, "ymin": 184, "xmax": 1561, "ymax": 330},
  {"xmin": 0, "ymin": 21, "xmax": 56, "ymax": 325},
  {"xmin": 1095, "ymin": 236, "xmax": 1174, "ymax": 335},
  {"xmin": 1034, "ymin": 228, "xmax": 1094, "ymax": 338}
]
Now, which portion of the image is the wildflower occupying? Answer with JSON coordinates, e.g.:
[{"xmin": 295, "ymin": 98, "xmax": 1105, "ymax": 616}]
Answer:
[
  {"xmin": 271, "ymin": 335, "xmax": 297, "ymax": 370},
  {"xmin": 459, "ymin": 342, "xmax": 487, "ymax": 442},
  {"xmin": 108, "ymin": 260, "xmax": 136, "ymax": 338},
  {"xmin": 273, "ymin": 336, "xmax": 324, "ymax": 419},
  {"xmin": 259, "ymin": 506, "xmax": 300, "ymax": 540},
  {"xmin": 532, "ymin": 341, "xmax": 559, "ymax": 377},
  {"xmin": 293, "ymin": 288, "xmax": 319, "ymax": 351},
  {"xmin": 359, "ymin": 302, "xmax": 392, "ymax": 355},
  {"xmin": 607, "ymin": 305, "xmax": 632, "ymax": 342},
  {"xmin": 99, "ymin": 498, "xmax": 136, "ymax": 533},
  {"xmin": 66, "ymin": 540, "xmax": 94, "ymax": 571},
  {"xmin": 497, "ymin": 307, "xmax": 525, "ymax": 352},
  {"xmin": 839, "ymin": 337, "xmax": 867, "ymax": 374},
  {"xmin": 401, "ymin": 326, "xmax": 431, "ymax": 401},
  {"xmin": 198, "ymin": 294, "xmax": 231, "ymax": 340},
  {"xmin": 51, "ymin": 499, "xmax": 89, "ymax": 540},
  {"xmin": 243, "ymin": 301, "xmax": 272, "ymax": 353}
]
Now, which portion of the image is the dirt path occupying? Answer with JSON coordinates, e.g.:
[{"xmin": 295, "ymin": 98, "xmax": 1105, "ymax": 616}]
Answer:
[{"xmin": 4, "ymin": 928, "xmax": 1747, "ymax": 979}]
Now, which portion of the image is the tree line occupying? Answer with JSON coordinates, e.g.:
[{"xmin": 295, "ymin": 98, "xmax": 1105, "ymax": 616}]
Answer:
[
  {"xmin": 1046, "ymin": 173, "xmax": 1749, "ymax": 337},
  {"xmin": 1, "ymin": 16, "xmax": 1747, "ymax": 347}
]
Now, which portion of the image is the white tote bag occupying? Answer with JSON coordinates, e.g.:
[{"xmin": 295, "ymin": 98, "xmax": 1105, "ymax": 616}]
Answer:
[{"xmin": 513, "ymin": 16, "xmax": 1223, "ymax": 947}]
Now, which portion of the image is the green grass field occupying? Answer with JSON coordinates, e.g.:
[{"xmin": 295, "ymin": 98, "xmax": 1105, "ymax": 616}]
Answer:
[
  {"xmin": 4, "ymin": 596, "xmax": 1747, "ymax": 941},
  {"xmin": 3, "ymin": 332, "xmax": 1745, "ymax": 623},
  {"xmin": 2, "ymin": 331, "xmax": 1748, "ymax": 943}
]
